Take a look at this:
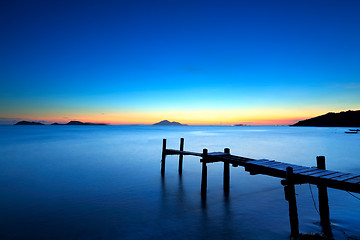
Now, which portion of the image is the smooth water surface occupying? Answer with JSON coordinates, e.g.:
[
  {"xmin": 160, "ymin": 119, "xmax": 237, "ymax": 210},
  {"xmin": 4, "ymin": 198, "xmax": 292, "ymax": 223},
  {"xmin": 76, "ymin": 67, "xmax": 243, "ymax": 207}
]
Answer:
[{"xmin": 0, "ymin": 125, "xmax": 359, "ymax": 239}]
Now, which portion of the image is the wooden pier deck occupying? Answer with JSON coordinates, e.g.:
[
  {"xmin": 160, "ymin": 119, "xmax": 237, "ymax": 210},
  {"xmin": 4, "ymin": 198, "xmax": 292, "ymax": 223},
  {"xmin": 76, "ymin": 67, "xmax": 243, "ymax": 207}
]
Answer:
[
  {"xmin": 161, "ymin": 138, "xmax": 360, "ymax": 239},
  {"xmin": 166, "ymin": 149, "xmax": 360, "ymax": 194}
]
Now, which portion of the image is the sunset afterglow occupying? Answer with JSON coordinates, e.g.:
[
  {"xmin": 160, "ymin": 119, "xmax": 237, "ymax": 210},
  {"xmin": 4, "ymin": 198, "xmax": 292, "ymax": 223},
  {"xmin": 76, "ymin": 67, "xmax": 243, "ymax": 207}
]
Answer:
[{"xmin": 1, "ymin": 1, "xmax": 359, "ymax": 125}]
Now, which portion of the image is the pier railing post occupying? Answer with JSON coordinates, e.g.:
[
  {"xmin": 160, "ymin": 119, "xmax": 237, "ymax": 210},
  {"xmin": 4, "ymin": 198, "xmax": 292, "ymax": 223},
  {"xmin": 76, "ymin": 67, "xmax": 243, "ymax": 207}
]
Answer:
[
  {"xmin": 161, "ymin": 139, "xmax": 166, "ymax": 176},
  {"xmin": 284, "ymin": 167, "xmax": 299, "ymax": 239},
  {"xmin": 223, "ymin": 148, "xmax": 230, "ymax": 195},
  {"xmin": 316, "ymin": 156, "xmax": 332, "ymax": 238},
  {"xmin": 178, "ymin": 138, "xmax": 184, "ymax": 175},
  {"xmin": 201, "ymin": 148, "xmax": 208, "ymax": 198}
]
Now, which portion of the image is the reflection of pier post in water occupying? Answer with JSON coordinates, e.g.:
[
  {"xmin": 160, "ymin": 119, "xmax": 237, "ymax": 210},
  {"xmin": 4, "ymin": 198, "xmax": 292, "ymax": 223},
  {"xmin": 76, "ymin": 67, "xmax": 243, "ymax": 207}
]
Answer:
[{"xmin": 161, "ymin": 138, "xmax": 360, "ymax": 239}]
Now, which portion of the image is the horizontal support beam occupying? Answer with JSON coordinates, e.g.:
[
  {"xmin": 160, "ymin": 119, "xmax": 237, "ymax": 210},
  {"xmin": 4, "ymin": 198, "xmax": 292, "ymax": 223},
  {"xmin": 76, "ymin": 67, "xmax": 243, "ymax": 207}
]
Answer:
[{"xmin": 165, "ymin": 149, "xmax": 202, "ymax": 157}]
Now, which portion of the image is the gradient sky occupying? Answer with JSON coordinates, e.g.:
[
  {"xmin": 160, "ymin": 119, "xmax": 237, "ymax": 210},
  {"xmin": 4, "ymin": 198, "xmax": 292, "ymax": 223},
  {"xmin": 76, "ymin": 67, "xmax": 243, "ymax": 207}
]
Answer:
[{"xmin": 1, "ymin": 0, "xmax": 359, "ymax": 125}]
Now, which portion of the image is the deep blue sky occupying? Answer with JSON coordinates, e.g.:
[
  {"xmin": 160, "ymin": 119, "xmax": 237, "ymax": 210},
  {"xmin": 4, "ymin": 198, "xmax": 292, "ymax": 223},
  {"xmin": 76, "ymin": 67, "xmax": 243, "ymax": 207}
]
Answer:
[{"xmin": 1, "ymin": 0, "xmax": 359, "ymax": 124}]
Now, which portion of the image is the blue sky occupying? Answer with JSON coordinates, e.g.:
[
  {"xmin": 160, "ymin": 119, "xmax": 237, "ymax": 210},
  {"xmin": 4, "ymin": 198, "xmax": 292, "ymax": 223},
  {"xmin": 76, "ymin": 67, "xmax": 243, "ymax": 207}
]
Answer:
[{"xmin": 0, "ymin": 0, "xmax": 359, "ymax": 124}]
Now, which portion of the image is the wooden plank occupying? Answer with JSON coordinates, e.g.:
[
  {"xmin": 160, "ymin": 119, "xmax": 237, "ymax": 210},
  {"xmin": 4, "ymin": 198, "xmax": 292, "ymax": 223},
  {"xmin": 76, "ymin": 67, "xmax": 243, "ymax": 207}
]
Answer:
[
  {"xmin": 249, "ymin": 159, "xmax": 274, "ymax": 164},
  {"xmin": 255, "ymin": 159, "xmax": 274, "ymax": 162},
  {"xmin": 248, "ymin": 165, "xmax": 286, "ymax": 173},
  {"xmin": 299, "ymin": 169, "xmax": 328, "ymax": 176},
  {"xmin": 251, "ymin": 161, "xmax": 284, "ymax": 167},
  {"xmin": 229, "ymin": 158, "xmax": 253, "ymax": 163},
  {"xmin": 208, "ymin": 152, "xmax": 229, "ymax": 156},
  {"xmin": 245, "ymin": 161, "xmax": 273, "ymax": 167},
  {"xmin": 259, "ymin": 163, "xmax": 297, "ymax": 171},
  {"xmin": 291, "ymin": 166, "xmax": 310, "ymax": 172},
  {"xmin": 293, "ymin": 167, "xmax": 316, "ymax": 174},
  {"xmin": 251, "ymin": 164, "xmax": 302, "ymax": 173},
  {"xmin": 245, "ymin": 163, "xmax": 281, "ymax": 171},
  {"xmin": 320, "ymin": 172, "xmax": 346, "ymax": 179},
  {"xmin": 247, "ymin": 159, "xmax": 272, "ymax": 165},
  {"xmin": 307, "ymin": 170, "xmax": 337, "ymax": 177},
  {"xmin": 330, "ymin": 173, "xmax": 360, "ymax": 181},
  {"xmin": 259, "ymin": 161, "xmax": 283, "ymax": 166},
  {"xmin": 346, "ymin": 176, "xmax": 360, "ymax": 184},
  {"xmin": 289, "ymin": 165, "xmax": 313, "ymax": 171},
  {"xmin": 272, "ymin": 164, "xmax": 305, "ymax": 171},
  {"xmin": 221, "ymin": 155, "xmax": 253, "ymax": 163},
  {"xmin": 251, "ymin": 161, "xmax": 307, "ymax": 172},
  {"xmin": 259, "ymin": 164, "xmax": 287, "ymax": 170},
  {"xmin": 265, "ymin": 162, "xmax": 288, "ymax": 168}
]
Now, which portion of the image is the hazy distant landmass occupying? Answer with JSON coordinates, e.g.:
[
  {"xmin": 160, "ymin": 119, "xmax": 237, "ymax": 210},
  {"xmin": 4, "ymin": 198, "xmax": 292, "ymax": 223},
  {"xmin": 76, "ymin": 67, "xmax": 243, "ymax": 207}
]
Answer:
[
  {"xmin": 291, "ymin": 110, "xmax": 360, "ymax": 127},
  {"xmin": 153, "ymin": 120, "xmax": 186, "ymax": 126},
  {"xmin": 15, "ymin": 121, "xmax": 45, "ymax": 125},
  {"xmin": 52, "ymin": 121, "xmax": 107, "ymax": 125},
  {"xmin": 15, "ymin": 121, "xmax": 107, "ymax": 126}
]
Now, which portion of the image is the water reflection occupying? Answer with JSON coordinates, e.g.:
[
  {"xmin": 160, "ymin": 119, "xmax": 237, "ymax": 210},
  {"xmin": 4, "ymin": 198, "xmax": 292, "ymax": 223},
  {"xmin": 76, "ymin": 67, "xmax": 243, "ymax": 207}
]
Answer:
[
  {"xmin": 160, "ymin": 171, "xmax": 240, "ymax": 240},
  {"xmin": 1, "ymin": 125, "xmax": 359, "ymax": 239}
]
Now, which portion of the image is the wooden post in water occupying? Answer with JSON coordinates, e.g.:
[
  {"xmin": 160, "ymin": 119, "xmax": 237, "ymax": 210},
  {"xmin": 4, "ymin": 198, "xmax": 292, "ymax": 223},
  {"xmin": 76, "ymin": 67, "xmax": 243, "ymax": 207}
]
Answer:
[
  {"xmin": 201, "ymin": 148, "xmax": 208, "ymax": 198},
  {"xmin": 223, "ymin": 148, "xmax": 230, "ymax": 195},
  {"xmin": 284, "ymin": 167, "xmax": 299, "ymax": 239},
  {"xmin": 316, "ymin": 156, "xmax": 333, "ymax": 238},
  {"xmin": 178, "ymin": 138, "xmax": 184, "ymax": 175},
  {"xmin": 161, "ymin": 139, "xmax": 166, "ymax": 176}
]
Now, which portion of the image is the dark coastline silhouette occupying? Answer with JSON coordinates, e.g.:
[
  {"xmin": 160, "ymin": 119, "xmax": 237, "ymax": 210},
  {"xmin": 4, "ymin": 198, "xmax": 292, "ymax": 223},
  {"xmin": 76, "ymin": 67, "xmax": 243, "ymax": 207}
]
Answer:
[
  {"xmin": 291, "ymin": 110, "xmax": 360, "ymax": 127},
  {"xmin": 15, "ymin": 121, "xmax": 107, "ymax": 125},
  {"xmin": 153, "ymin": 120, "xmax": 186, "ymax": 126}
]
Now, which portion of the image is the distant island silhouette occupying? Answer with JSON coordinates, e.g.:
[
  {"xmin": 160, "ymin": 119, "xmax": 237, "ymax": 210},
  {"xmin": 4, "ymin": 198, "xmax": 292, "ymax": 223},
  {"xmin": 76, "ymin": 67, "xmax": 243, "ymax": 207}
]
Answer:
[
  {"xmin": 153, "ymin": 120, "xmax": 186, "ymax": 126},
  {"xmin": 15, "ymin": 121, "xmax": 107, "ymax": 126},
  {"xmin": 52, "ymin": 121, "xmax": 107, "ymax": 125},
  {"xmin": 15, "ymin": 121, "xmax": 45, "ymax": 125},
  {"xmin": 291, "ymin": 110, "xmax": 360, "ymax": 127}
]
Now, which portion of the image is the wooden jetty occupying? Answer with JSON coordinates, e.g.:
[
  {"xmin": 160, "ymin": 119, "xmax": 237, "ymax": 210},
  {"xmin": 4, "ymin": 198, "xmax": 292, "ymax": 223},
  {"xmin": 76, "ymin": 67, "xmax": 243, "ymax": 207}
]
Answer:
[{"xmin": 161, "ymin": 138, "xmax": 360, "ymax": 239}]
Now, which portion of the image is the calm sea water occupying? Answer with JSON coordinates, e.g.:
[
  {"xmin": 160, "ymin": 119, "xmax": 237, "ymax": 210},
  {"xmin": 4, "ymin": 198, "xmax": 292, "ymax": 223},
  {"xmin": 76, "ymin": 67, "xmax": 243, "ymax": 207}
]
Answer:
[{"xmin": 0, "ymin": 125, "xmax": 359, "ymax": 240}]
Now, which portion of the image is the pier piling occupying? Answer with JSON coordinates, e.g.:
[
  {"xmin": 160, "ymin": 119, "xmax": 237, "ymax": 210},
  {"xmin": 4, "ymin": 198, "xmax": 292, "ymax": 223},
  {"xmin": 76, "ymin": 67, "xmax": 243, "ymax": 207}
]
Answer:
[
  {"xmin": 284, "ymin": 167, "xmax": 299, "ymax": 239},
  {"xmin": 178, "ymin": 138, "xmax": 184, "ymax": 175},
  {"xmin": 223, "ymin": 148, "xmax": 230, "ymax": 195},
  {"xmin": 161, "ymin": 139, "xmax": 166, "ymax": 176},
  {"xmin": 201, "ymin": 149, "xmax": 208, "ymax": 198},
  {"xmin": 317, "ymin": 156, "xmax": 333, "ymax": 238}
]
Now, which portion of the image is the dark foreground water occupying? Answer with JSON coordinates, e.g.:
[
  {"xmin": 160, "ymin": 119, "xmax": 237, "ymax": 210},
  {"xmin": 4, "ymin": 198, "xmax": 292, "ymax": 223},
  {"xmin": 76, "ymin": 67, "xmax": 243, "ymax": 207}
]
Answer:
[{"xmin": 0, "ymin": 125, "xmax": 359, "ymax": 240}]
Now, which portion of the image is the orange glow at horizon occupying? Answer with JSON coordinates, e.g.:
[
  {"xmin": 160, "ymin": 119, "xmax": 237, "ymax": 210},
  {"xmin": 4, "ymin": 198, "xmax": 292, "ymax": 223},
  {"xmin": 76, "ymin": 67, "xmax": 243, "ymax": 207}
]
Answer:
[{"xmin": 3, "ymin": 108, "xmax": 336, "ymax": 126}]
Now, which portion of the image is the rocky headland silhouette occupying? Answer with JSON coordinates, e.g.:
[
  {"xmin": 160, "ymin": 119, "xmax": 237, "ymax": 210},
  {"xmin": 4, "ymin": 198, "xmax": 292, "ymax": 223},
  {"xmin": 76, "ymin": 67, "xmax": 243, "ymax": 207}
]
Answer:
[
  {"xmin": 153, "ymin": 120, "xmax": 186, "ymax": 126},
  {"xmin": 291, "ymin": 110, "xmax": 360, "ymax": 127}
]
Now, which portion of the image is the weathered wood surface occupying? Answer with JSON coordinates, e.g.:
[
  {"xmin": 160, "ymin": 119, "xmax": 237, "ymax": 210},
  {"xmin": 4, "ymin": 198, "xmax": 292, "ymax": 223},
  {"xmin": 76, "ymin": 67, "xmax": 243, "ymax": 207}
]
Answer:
[{"xmin": 165, "ymin": 149, "xmax": 360, "ymax": 194}]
